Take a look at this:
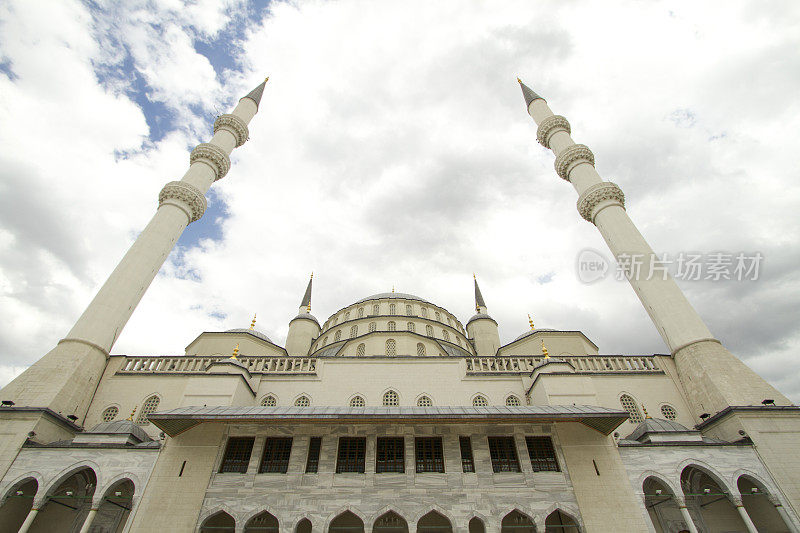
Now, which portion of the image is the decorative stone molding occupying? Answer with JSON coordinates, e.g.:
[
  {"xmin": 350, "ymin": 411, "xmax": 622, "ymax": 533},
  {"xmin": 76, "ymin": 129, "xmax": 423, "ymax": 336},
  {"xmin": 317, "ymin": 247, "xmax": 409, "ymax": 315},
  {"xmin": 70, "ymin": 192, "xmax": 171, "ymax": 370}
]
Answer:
[
  {"xmin": 577, "ymin": 182, "xmax": 625, "ymax": 223},
  {"xmin": 536, "ymin": 115, "xmax": 570, "ymax": 148},
  {"xmin": 190, "ymin": 143, "xmax": 230, "ymax": 180},
  {"xmin": 554, "ymin": 144, "xmax": 594, "ymax": 181},
  {"xmin": 158, "ymin": 181, "xmax": 207, "ymax": 223},
  {"xmin": 730, "ymin": 495, "xmax": 744, "ymax": 507},
  {"xmin": 213, "ymin": 114, "xmax": 249, "ymax": 147}
]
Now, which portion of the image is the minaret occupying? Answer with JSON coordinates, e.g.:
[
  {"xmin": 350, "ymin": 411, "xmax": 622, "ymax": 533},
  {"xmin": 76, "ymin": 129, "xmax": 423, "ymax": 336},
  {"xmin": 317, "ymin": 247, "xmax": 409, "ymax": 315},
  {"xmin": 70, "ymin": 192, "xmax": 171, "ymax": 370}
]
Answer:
[
  {"xmin": 466, "ymin": 275, "xmax": 501, "ymax": 356},
  {"xmin": 286, "ymin": 274, "xmax": 320, "ymax": 355},
  {"xmin": 516, "ymin": 78, "xmax": 790, "ymax": 415},
  {"xmin": 0, "ymin": 79, "xmax": 270, "ymax": 423}
]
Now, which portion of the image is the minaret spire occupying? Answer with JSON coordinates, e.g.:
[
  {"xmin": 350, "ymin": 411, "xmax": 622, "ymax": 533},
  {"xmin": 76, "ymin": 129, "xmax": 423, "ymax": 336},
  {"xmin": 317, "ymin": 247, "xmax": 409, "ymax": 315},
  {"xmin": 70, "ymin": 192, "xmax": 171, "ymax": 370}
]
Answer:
[
  {"xmin": 517, "ymin": 77, "xmax": 544, "ymax": 109},
  {"xmin": 473, "ymin": 274, "xmax": 487, "ymax": 312},
  {"xmin": 299, "ymin": 273, "xmax": 313, "ymax": 313}
]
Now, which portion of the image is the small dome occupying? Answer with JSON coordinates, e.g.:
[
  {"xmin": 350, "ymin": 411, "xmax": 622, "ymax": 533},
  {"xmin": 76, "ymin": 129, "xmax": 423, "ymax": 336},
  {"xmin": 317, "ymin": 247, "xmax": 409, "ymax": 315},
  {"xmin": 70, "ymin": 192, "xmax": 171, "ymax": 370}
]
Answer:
[
  {"xmin": 514, "ymin": 328, "xmax": 556, "ymax": 341},
  {"xmin": 355, "ymin": 292, "xmax": 430, "ymax": 304},
  {"xmin": 290, "ymin": 313, "xmax": 320, "ymax": 326},
  {"xmin": 225, "ymin": 328, "xmax": 272, "ymax": 343},
  {"xmin": 87, "ymin": 420, "xmax": 151, "ymax": 443},
  {"xmin": 466, "ymin": 313, "xmax": 497, "ymax": 326}
]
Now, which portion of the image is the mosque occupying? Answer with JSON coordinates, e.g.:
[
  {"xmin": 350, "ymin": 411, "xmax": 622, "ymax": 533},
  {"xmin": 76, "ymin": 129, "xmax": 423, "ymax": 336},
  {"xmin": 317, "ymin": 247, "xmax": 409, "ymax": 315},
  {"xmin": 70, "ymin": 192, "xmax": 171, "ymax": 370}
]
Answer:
[{"xmin": 0, "ymin": 77, "xmax": 798, "ymax": 533}]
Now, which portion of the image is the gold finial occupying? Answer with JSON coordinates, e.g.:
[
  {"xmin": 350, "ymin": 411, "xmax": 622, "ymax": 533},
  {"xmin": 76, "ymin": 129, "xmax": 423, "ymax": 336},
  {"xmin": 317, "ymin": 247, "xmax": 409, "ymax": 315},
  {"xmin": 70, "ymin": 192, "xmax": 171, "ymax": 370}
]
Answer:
[
  {"xmin": 249, "ymin": 314, "xmax": 257, "ymax": 330},
  {"xmin": 643, "ymin": 405, "xmax": 651, "ymax": 419},
  {"xmin": 264, "ymin": 76, "xmax": 269, "ymax": 83},
  {"xmin": 310, "ymin": 272, "xmax": 313, "ymax": 280},
  {"xmin": 473, "ymin": 272, "xmax": 476, "ymax": 280},
  {"xmin": 307, "ymin": 303, "xmax": 311, "ymax": 313},
  {"xmin": 541, "ymin": 340, "xmax": 549, "ymax": 359},
  {"xmin": 231, "ymin": 343, "xmax": 240, "ymax": 359},
  {"xmin": 528, "ymin": 314, "xmax": 535, "ymax": 330},
  {"xmin": 127, "ymin": 406, "xmax": 137, "ymax": 421},
  {"xmin": 391, "ymin": 286, "xmax": 395, "ymax": 293},
  {"xmin": 517, "ymin": 77, "xmax": 522, "ymax": 83}
]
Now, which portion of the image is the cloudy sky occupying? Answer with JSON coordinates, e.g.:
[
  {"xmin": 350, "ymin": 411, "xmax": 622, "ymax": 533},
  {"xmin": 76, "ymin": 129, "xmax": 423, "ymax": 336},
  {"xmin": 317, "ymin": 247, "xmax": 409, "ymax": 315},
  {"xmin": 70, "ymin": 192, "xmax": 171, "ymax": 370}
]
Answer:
[{"xmin": 0, "ymin": 0, "xmax": 798, "ymax": 402}]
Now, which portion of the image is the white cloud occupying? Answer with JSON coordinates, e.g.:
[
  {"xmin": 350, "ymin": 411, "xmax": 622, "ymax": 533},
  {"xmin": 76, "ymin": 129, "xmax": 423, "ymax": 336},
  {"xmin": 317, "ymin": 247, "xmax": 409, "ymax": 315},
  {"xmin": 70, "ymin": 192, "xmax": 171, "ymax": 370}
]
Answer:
[{"xmin": 0, "ymin": 0, "xmax": 799, "ymax": 404}]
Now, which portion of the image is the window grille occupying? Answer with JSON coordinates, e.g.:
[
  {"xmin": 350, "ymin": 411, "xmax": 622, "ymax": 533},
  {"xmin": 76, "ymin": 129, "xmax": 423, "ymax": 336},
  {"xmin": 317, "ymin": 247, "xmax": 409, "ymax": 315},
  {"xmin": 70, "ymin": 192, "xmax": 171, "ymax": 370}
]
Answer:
[
  {"xmin": 416, "ymin": 343, "xmax": 426, "ymax": 356},
  {"xmin": 406, "ymin": 304, "xmax": 413, "ymax": 315},
  {"xmin": 387, "ymin": 321, "xmax": 396, "ymax": 331},
  {"xmin": 661, "ymin": 404, "xmax": 677, "ymax": 420},
  {"xmin": 344, "ymin": 311, "xmax": 350, "ymax": 321},
  {"xmin": 358, "ymin": 307, "xmax": 364, "ymax": 318},
  {"xmin": 426, "ymin": 325, "xmax": 434, "ymax": 336},
  {"xmin": 259, "ymin": 437, "xmax": 293, "ymax": 473},
  {"xmin": 620, "ymin": 394, "xmax": 643, "ymax": 423},
  {"xmin": 417, "ymin": 395, "xmax": 432, "ymax": 407},
  {"xmin": 137, "ymin": 395, "xmax": 160, "ymax": 425},
  {"xmin": 350, "ymin": 395, "xmax": 365, "ymax": 407},
  {"xmin": 488, "ymin": 436, "xmax": 520, "ymax": 472},
  {"xmin": 373, "ymin": 304, "xmax": 380, "ymax": 315},
  {"xmin": 334, "ymin": 330, "xmax": 341, "ymax": 341},
  {"xmin": 473, "ymin": 395, "xmax": 488, "ymax": 407},
  {"xmin": 435, "ymin": 312, "xmax": 441, "ymax": 321},
  {"xmin": 350, "ymin": 325, "xmax": 358, "ymax": 338},
  {"xmin": 459, "ymin": 436, "xmax": 475, "ymax": 472},
  {"xmin": 336, "ymin": 437, "xmax": 366, "ymax": 473},
  {"xmin": 261, "ymin": 395, "xmax": 277, "ymax": 407},
  {"xmin": 415, "ymin": 437, "xmax": 444, "ymax": 473},
  {"xmin": 219, "ymin": 437, "xmax": 254, "ymax": 473},
  {"xmin": 383, "ymin": 390, "xmax": 399, "ymax": 406},
  {"xmin": 407, "ymin": 322, "xmax": 415, "ymax": 332},
  {"xmin": 356, "ymin": 343, "xmax": 365, "ymax": 357},
  {"xmin": 386, "ymin": 339, "xmax": 396, "ymax": 357},
  {"xmin": 369, "ymin": 322, "xmax": 377, "ymax": 332},
  {"xmin": 442, "ymin": 330, "xmax": 450, "ymax": 342},
  {"xmin": 506, "ymin": 395, "xmax": 521, "ymax": 406},
  {"xmin": 376, "ymin": 437, "xmax": 405, "ymax": 473},
  {"xmin": 389, "ymin": 304, "xmax": 396, "ymax": 314},
  {"xmin": 295, "ymin": 396, "xmax": 310, "ymax": 407},
  {"xmin": 305, "ymin": 437, "xmax": 321, "ymax": 473},
  {"xmin": 525, "ymin": 436, "xmax": 560, "ymax": 472},
  {"xmin": 101, "ymin": 406, "xmax": 118, "ymax": 422},
  {"xmin": 421, "ymin": 308, "xmax": 428, "ymax": 318}
]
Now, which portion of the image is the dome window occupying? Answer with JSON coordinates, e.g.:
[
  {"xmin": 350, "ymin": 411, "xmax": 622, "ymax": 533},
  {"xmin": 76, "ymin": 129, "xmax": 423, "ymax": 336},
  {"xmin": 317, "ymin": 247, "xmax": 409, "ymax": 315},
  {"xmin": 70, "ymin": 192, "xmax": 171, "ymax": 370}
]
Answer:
[
  {"xmin": 417, "ymin": 395, "xmax": 433, "ymax": 407},
  {"xmin": 620, "ymin": 394, "xmax": 643, "ymax": 423},
  {"xmin": 472, "ymin": 395, "xmax": 488, "ymax": 407},
  {"xmin": 416, "ymin": 343, "xmax": 426, "ymax": 356},
  {"xmin": 295, "ymin": 395, "xmax": 311, "ymax": 407},
  {"xmin": 386, "ymin": 339, "xmax": 397, "ymax": 357},
  {"xmin": 369, "ymin": 322, "xmax": 377, "ymax": 332},
  {"xmin": 383, "ymin": 390, "xmax": 399, "ymax": 406},
  {"xmin": 388, "ymin": 321, "xmax": 396, "ymax": 331},
  {"xmin": 261, "ymin": 395, "xmax": 277, "ymax": 406},
  {"xmin": 350, "ymin": 395, "xmax": 365, "ymax": 407},
  {"xmin": 356, "ymin": 343, "xmax": 365, "ymax": 357}
]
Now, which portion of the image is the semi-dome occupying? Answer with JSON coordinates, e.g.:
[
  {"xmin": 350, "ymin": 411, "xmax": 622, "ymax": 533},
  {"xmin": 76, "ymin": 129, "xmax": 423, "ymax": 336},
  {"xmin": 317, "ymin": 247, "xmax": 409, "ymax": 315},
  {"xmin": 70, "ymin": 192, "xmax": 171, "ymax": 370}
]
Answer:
[
  {"xmin": 355, "ymin": 292, "xmax": 430, "ymax": 304},
  {"xmin": 225, "ymin": 328, "xmax": 272, "ymax": 343},
  {"xmin": 514, "ymin": 328, "xmax": 557, "ymax": 342}
]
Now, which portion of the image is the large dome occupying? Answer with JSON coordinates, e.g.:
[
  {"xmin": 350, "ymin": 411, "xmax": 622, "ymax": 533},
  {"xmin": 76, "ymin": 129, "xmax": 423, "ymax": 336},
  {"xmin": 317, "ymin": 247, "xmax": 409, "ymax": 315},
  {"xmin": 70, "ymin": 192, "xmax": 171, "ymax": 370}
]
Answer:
[{"xmin": 355, "ymin": 292, "xmax": 430, "ymax": 304}]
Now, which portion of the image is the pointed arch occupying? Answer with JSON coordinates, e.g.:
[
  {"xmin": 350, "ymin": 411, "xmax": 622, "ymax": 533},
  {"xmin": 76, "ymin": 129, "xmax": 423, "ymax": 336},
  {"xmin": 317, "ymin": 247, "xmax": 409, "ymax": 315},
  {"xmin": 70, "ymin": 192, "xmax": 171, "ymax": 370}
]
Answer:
[
  {"xmin": 41, "ymin": 461, "xmax": 102, "ymax": 500},
  {"xmin": 200, "ymin": 509, "xmax": 236, "ymax": 533},
  {"xmin": 325, "ymin": 506, "xmax": 367, "ymax": 533},
  {"xmin": 499, "ymin": 507, "xmax": 537, "ymax": 533},
  {"xmin": 0, "ymin": 476, "xmax": 39, "ymax": 533},
  {"xmin": 677, "ymin": 459, "xmax": 737, "ymax": 497},
  {"xmin": 0, "ymin": 472, "xmax": 43, "ymax": 504},
  {"xmin": 471, "ymin": 393, "xmax": 489, "ymax": 407},
  {"xmin": 294, "ymin": 393, "xmax": 311, "ymax": 407},
  {"xmin": 244, "ymin": 508, "xmax": 280, "ymax": 532},
  {"xmin": 94, "ymin": 471, "xmax": 140, "ymax": 507},
  {"xmin": 414, "ymin": 506, "xmax": 456, "ymax": 533},
  {"xmin": 350, "ymin": 394, "xmax": 366, "ymax": 408},
  {"xmin": 292, "ymin": 514, "xmax": 319, "ymax": 533},
  {"xmin": 636, "ymin": 470, "xmax": 681, "ymax": 498},
  {"xmin": 371, "ymin": 508, "xmax": 410, "ymax": 533},
  {"xmin": 467, "ymin": 515, "xmax": 487, "ymax": 533},
  {"xmin": 382, "ymin": 389, "xmax": 400, "ymax": 406},
  {"xmin": 544, "ymin": 506, "xmax": 581, "ymax": 532},
  {"xmin": 732, "ymin": 469, "xmax": 780, "ymax": 499}
]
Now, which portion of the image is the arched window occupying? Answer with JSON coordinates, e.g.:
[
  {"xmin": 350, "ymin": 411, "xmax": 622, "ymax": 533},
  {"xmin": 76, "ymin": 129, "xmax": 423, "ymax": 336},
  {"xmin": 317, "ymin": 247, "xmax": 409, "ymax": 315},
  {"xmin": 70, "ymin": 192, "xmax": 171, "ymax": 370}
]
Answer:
[
  {"xmin": 456, "ymin": 337, "xmax": 461, "ymax": 347},
  {"xmin": 369, "ymin": 322, "xmax": 377, "ymax": 332},
  {"xmin": 358, "ymin": 307, "xmax": 364, "ymax": 318},
  {"xmin": 620, "ymin": 394, "xmax": 643, "ymax": 423},
  {"xmin": 383, "ymin": 390, "xmax": 399, "ymax": 406},
  {"xmin": 447, "ymin": 317, "xmax": 452, "ymax": 326},
  {"xmin": 416, "ymin": 343, "xmax": 426, "ymax": 357},
  {"xmin": 426, "ymin": 325, "xmax": 434, "ymax": 336},
  {"xmin": 386, "ymin": 339, "xmax": 396, "ymax": 357},
  {"xmin": 344, "ymin": 311, "xmax": 350, "ymax": 321},
  {"xmin": 322, "ymin": 336, "xmax": 328, "ymax": 346},
  {"xmin": 373, "ymin": 304, "xmax": 380, "ymax": 315},
  {"xmin": 421, "ymin": 307, "xmax": 428, "ymax": 318},
  {"xmin": 295, "ymin": 395, "xmax": 310, "ymax": 407},
  {"xmin": 506, "ymin": 395, "xmax": 521, "ymax": 406},
  {"xmin": 137, "ymin": 395, "xmax": 160, "ymax": 425},
  {"xmin": 406, "ymin": 304, "xmax": 413, "ymax": 315},
  {"xmin": 334, "ymin": 330, "xmax": 342, "ymax": 341},
  {"xmin": 407, "ymin": 322, "xmax": 415, "ymax": 332},
  {"xmin": 356, "ymin": 343, "xmax": 366, "ymax": 357},
  {"xmin": 101, "ymin": 406, "xmax": 118, "ymax": 422},
  {"xmin": 442, "ymin": 330, "xmax": 450, "ymax": 342},
  {"xmin": 389, "ymin": 303, "xmax": 396, "ymax": 314},
  {"xmin": 350, "ymin": 325, "xmax": 358, "ymax": 338},
  {"xmin": 435, "ymin": 311, "xmax": 441, "ymax": 321},
  {"xmin": 261, "ymin": 395, "xmax": 277, "ymax": 406},
  {"xmin": 332, "ymin": 316, "xmax": 338, "ymax": 325},
  {"xmin": 417, "ymin": 395, "xmax": 432, "ymax": 407},
  {"xmin": 472, "ymin": 395, "xmax": 488, "ymax": 407},
  {"xmin": 660, "ymin": 404, "xmax": 677, "ymax": 420},
  {"xmin": 387, "ymin": 321, "xmax": 396, "ymax": 331},
  {"xmin": 350, "ymin": 395, "xmax": 365, "ymax": 407}
]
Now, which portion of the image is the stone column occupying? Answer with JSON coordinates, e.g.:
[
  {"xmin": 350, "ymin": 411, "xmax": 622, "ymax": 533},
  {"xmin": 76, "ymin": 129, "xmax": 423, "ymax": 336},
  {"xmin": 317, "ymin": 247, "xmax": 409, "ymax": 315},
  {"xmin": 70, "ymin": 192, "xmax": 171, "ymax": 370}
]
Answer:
[
  {"xmin": 731, "ymin": 496, "xmax": 758, "ymax": 533},
  {"xmin": 78, "ymin": 508, "xmax": 99, "ymax": 533},
  {"xmin": 673, "ymin": 496, "xmax": 699, "ymax": 533},
  {"xmin": 16, "ymin": 507, "xmax": 39, "ymax": 533}
]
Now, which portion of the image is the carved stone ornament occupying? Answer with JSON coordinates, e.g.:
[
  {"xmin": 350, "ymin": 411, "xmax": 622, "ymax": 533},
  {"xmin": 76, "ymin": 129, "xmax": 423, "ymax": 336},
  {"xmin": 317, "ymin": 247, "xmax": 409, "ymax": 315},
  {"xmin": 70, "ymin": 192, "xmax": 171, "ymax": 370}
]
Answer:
[
  {"xmin": 577, "ymin": 182, "xmax": 625, "ymax": 223},
  {"xmin": 213, "ymin": 114, "xmax": 249, "ymax": 147},
  {"xmin": 190, "ymin": 142, "xmax": 231, "ymax": 180},
  {"xmin": 158, "ymin": 181, "xmax": 207, "ymax": 223},
  {"xmin": 554, "ymin": 143, "xmax": 594, "ymax": 181},
  {"xmin": 536, "ymin": 115, "xmax": 571, "ymax": 148}
]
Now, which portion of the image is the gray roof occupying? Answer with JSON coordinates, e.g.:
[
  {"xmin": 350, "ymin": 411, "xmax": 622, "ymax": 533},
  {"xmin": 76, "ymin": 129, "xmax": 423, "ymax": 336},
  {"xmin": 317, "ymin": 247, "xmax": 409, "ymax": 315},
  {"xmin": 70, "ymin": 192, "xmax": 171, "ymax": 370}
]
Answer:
[
  {"xmin": 243, "ymin": 79, "xmax": 267, "ymax": 108},
  {"xmin": 86, "ymin": 420, "xmax": 152, "ymax": 443},
  {"xmin": 290, "ymin": 313, "xmax": 319, "ymax": 326},
  {"xmin": 626, "ymin": 418, "xmax": 693, "ymax": 441},
  {"xmin": 148, "ymin": 404, "xmax": 628, "ymax": 437},
  {"xmin": 224, "ymin": 328, "xmax": 272, "ymax": 343},
  {"xmin": 300, "ymin": 276, "xmax": 313, "ymax": 308},
  {"xmin": 514, "ymin": 328, "xmax": 557, "ymax": 341},
  {"xmin": 355, "ymin": 293, "xmax": 430, "ymax": 304},
  {"xmin": 518, "ymin": 79, "xmax": 544, "ymax": 107},
  {"xmin": 466, "ymin": 313, "xmax": 496, "ymax": 326},
  {"xmin": 474, "ymin": 278, "xmax": 486, "ymax": 308}
]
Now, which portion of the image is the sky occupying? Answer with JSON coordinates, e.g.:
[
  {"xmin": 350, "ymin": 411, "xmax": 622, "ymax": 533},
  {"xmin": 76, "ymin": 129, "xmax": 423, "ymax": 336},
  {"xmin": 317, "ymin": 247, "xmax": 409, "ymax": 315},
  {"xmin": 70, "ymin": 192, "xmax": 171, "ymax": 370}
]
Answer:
[{"xmin": 0, "ymin": 0, "xmax": 798, "ymax": 402}]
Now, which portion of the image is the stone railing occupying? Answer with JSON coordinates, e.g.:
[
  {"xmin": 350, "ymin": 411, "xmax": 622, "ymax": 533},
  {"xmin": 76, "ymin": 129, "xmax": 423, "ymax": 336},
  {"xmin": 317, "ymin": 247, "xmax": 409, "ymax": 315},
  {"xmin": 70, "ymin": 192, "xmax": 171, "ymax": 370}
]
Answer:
[
  {"xmin": 117, "ymin": 356, "xmax": 317, "ymax": 375},
  {"xmin": 465, "ymin": 355, "xmax": 660, "ymax": 374}
]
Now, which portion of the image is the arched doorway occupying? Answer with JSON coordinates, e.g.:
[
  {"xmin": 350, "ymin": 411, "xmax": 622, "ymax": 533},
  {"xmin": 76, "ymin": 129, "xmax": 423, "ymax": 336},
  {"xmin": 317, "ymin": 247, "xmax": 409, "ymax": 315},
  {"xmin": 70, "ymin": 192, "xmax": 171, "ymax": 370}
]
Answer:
[
  {"xmin": 297, "ymin": 518, "xmax": 313, "ymax": 533},
  {"xmin": 500, "ymin": 510, "xmax": 535, "ymax": 533},
  {"xmin": 417, "ymin": 511, "xmax": 452, "ymax": 533},
  {"xmin": 30, "ymin": 467, "xmax": 96, "ymax": 533},
  {"xmin": 737, "ymin": 476, "xmax": 791, "ymax": 532},
  {"xmin": 642, "ymin": 475, "xmax": 690, "ymax": 533},
  {"xmin": 681, "ymin": 465, "xmax": 748, "ymax": 532},
  {"xmin": 93, "ymin": 478, "xmax": 134, "ymax": 533},
  {"xmin": 0, "ymin": 477, "xmax": 37, "ymax": 532},
  {"xmin": 374, "ymin": 511, "xmax": 408, "ymax": 533},
  {"xmin": 544, "ymin": 509, "xmax": 579, "ymax": 532},
  {"xmin": 200, "ymin": 511, "xmax": 235, "ymax": 533},
  {"xmin": 245, "ymin": 510, "xmax": 279, "ymax": 533},
  {"xmin": 329, "ymin": 511, "xmax": 364, "ymax": 533},
  {"xmin": 468, "ymin": 517, "xmax": 485, "ymax": 533}
]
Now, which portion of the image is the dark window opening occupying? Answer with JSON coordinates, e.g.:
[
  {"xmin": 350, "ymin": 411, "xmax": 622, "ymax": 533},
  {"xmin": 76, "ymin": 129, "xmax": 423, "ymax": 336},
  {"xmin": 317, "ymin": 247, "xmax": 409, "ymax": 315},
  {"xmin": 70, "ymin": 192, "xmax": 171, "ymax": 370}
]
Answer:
[
  {"xmin": 259, "ymin": 437, "xmax": 293, "ymax": 473},
  {"xmin": 488, "ymin": 436, "xmax": 520, "ymax": 473},
  {"xmin": 376, "ymin": 437, "xmax": 405, "ymax": 473},
  {"xmin": 415, "ymin": 437, "xmax": 445, "ymax": 473},
  {"xmin": 459, "ymin": 436, "xmax": 475, "ymax": 473},
  {"xmin": 336, "ymin": 437, "xmax": 366, "ymax": 473},
  {"xmin": 219, "ymin": 437, "xmax": 254, "ymax": 473},
  {"xmin": 305, "ymin": 437, "xmax": 322, "ymax": 473},
  {"xmin": 525, "ymin": 436, "xmax": 560, "ymax": 472}
]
